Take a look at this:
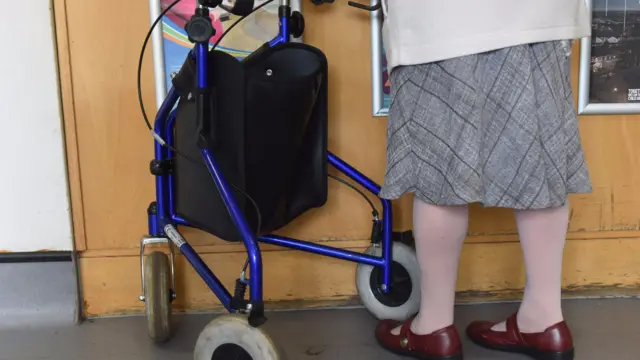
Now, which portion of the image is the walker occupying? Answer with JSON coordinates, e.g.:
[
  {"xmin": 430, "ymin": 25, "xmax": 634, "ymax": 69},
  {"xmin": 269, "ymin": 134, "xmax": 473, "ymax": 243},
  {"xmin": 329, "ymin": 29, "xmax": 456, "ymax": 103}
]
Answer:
[{"xmin": 137, "ymin": 0, "xmax": 421, "ymax": 358}]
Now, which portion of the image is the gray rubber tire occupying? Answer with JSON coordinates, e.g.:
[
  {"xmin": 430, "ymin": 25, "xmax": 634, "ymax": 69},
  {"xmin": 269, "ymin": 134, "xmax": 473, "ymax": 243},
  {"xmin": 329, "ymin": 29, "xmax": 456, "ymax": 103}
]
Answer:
[
  {"xmin": 355, "ymin": 242, "xmax": 421, "ymax": 321},
  {"xmin": 144, "ymin": 251, "xmax": 172, "ymax": 343},
  {"xmin": 194, "ymin": 314, "xmax": 285, "ymax": 360}
]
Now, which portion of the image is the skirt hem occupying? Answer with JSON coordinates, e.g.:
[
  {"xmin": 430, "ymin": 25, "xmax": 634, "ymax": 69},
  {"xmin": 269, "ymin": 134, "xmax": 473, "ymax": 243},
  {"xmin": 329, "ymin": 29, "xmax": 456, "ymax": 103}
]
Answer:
[{"xmin": 378, "ymin": 187, "xmax": 592, "ymax": 210}]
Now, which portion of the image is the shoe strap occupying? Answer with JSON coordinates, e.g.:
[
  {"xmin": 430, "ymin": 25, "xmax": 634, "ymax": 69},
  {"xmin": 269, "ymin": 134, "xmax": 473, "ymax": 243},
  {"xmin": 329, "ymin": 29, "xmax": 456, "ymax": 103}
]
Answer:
[
  {"xmin": 399, "ymin": 318, "xmax": 416, "ymax": 350},
  {"xmin": 506, "ymin": 313, "xmax": 526, "ymax": 344}
]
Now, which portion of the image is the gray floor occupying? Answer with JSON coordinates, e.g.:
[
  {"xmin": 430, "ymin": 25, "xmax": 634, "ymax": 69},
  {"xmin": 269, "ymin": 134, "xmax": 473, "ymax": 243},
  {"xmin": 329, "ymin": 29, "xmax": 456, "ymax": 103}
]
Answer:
[
  {"xmin": 0, "ymin": 262, "xmax": 78, "ymax": 328},
  {"xmin": 0, "ymin": 298, "xmax": 638, "ymax": 359}
]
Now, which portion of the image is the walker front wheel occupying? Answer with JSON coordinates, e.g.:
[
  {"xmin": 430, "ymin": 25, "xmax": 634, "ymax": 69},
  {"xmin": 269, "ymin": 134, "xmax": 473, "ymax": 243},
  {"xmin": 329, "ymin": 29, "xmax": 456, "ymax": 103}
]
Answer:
[
  {"xmin": 194, "ymin": 315, "xmax": 285, "ymax": 360},
  {"xmin": 143, "ymin": 251, "xmax": 172, "ymax": 343},
  {"xmin": 356, "ymin": 242, "xmax": 420, "ymax": 321}
]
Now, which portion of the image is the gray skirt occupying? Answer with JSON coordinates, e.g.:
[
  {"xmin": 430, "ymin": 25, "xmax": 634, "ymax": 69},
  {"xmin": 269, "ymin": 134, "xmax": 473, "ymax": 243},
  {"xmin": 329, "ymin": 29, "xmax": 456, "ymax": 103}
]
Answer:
[{"xmin": 379, "ymin": 41, "xmax": 592, "ymax": 210}]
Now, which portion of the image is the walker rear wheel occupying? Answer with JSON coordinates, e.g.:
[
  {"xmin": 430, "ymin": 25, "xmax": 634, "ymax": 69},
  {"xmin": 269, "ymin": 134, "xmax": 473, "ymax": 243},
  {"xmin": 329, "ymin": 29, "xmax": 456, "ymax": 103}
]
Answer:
[
  {"xmin": 356, "ymin": 242, "xmax": 420, "ymax": 321},
  {"xmin": 194, "ymin": 314, "xmax": 284, "ymax": 360},
  {"xmin": 144, "ymin": 251, "xmax": 172, "ymax": 343}
]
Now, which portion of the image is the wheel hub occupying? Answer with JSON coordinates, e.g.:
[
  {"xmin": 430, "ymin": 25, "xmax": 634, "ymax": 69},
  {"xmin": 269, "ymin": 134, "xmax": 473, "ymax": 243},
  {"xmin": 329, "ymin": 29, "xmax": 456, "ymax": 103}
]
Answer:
[
  {"xmin": 211, "ymin": 343, "xmax": 253, "ymax": 360},
  {"xmin": 369, "ymin": 261, "xmax": 413, "ymax": 307}
]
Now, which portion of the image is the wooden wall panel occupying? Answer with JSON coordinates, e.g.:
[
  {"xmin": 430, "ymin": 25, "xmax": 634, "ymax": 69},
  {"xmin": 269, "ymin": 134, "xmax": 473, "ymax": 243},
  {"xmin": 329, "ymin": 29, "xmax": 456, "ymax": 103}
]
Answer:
[
  {"xmin": 53, "ymin": 0, "xmax": 87, "ymax": 250},
  {"xmin": 63, "ymin": 0, "xmax": 157, "ymax": 250},
  {"xmin": 62, "ymin": 1, "xmax": 640, "ymax": 250},
  {"xmin": 57, "ymin": 1, "xmax": 640, "ymax": 316}
]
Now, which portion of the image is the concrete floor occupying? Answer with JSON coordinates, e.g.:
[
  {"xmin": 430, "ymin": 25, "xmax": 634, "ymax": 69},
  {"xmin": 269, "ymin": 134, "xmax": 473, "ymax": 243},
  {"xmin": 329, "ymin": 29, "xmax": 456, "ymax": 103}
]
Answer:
[
  {"xmin": 0, "ymin": 262, "xmax": 78, "ymax": 328},
  {"xmin": 0, "ymin": 298, "xmax": 639, "ymax": 360}
]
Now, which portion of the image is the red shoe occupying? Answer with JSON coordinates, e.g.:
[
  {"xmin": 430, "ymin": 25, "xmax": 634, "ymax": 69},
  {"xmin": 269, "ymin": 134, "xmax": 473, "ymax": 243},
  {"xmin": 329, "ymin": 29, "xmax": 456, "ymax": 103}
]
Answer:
[
  {"xmin": 466, "ymin": 313, "xmax": 574, "ymax": 360},
  {"xmin": 375, "ymin": 318, "xmax": 463, "ymax": 360}
]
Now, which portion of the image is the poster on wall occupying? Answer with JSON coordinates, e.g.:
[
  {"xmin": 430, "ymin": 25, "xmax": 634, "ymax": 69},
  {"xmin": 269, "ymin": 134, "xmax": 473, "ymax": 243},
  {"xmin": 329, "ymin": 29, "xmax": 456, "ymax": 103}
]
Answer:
[
  {"xmin": 381, "ymin": 49, "xmax": 391, "ymax": 114},
  {"xmin": 371, "ymin": 8, "xmax": 390, "ymax": 116},
  {"xmin": 579, "ymin": 0, "xmax": 640, "ymax": 114},
  {"xmin": 149, "ymin": 0, "xmax": 302, "ymax": 104}
]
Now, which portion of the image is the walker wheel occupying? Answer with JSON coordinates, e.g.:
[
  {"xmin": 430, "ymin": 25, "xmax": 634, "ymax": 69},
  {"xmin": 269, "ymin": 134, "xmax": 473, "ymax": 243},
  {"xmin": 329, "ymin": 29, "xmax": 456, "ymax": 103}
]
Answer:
[
  {"xmin": 194, "ymin": 314, "xmax": 285, "ymax": 360},
  {"xmin": 144, "ymin": 251, "xmax": 172, "ymax": 343},
  {"xmin": 356, "ymin": 242, "xmax": 420, "ymax": 321}
]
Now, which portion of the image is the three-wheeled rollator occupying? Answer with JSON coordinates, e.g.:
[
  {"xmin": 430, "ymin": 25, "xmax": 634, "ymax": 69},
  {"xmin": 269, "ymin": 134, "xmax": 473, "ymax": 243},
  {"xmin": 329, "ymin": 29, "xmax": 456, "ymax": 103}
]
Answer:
[{"xmin": 137, "ymin": 0, "xmax": 421, "ymax": 358}]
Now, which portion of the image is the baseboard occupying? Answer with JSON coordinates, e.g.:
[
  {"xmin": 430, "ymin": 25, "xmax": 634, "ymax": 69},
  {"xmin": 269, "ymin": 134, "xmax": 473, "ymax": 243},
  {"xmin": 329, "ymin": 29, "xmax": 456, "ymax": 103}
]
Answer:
[
  {"xmin": 0, "ymin": 251, "xmax": 73, "ymax": 263},
  {"xmin": 79, "ymin": 237, "xmax": 640, "ymax": 317}
]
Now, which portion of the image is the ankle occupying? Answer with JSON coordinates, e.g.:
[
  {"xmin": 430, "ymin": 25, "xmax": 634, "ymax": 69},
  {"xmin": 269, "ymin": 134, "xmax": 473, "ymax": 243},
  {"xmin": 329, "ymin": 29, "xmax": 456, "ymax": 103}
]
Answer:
[
  {"xmin": 410, "ymin": 314, "xmax": 454, "ymax": 335},
  {"xmin": 517, "ymin": 309, "xmax": 564, "ymax": 333}
]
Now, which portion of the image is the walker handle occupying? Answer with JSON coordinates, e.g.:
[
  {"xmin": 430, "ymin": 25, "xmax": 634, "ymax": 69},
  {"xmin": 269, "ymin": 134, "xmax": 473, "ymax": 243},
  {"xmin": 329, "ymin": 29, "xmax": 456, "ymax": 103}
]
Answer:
[{"xmin": 220, "ymin": 0, "xmax": 255, "ymax": 16}]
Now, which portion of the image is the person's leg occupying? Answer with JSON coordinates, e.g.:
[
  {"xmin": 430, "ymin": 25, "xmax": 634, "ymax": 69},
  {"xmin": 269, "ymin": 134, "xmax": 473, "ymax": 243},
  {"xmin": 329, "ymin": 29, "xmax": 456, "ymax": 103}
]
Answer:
[
  {"xmin": 391, "ymin": 198, "xmax": 469, "ymax": 335},
  {"xmin": 492, "ymin": 201, "xmax": 570, "ymax": 333}
]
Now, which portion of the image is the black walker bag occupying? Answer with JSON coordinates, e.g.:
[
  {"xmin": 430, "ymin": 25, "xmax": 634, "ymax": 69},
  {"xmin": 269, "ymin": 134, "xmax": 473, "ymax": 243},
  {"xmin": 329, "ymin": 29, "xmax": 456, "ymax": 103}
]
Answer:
[{"xmin": 171, "ymin": 42, "xmax": 329, "ymax": 241}]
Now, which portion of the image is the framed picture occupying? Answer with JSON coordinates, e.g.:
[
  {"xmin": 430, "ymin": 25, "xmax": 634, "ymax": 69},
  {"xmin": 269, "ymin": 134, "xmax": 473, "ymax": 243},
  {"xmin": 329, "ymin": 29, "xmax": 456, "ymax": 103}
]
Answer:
[
  {"xmin": 370, "ymin": 5, "xmax": 390, "ymax": 117},
  {"xmin": 579, "ymin": 0, "xmax": 640, "ymax": 115},
  {"xmin": 148, "ymin": 0, "xmax": 302, "ymax": 107}
]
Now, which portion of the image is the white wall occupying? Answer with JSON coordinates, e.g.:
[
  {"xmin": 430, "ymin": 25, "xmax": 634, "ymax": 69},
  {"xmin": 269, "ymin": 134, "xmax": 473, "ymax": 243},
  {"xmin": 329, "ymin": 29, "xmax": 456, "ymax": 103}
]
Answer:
[{"xmin": 0, "ymin": 1, "xmax": 73, "ymax": 251}]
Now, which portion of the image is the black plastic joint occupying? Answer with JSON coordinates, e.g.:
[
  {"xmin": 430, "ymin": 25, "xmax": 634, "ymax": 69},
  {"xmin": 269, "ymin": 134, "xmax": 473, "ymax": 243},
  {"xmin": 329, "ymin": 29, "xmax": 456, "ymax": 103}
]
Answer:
[
  {"xmin": 185, "ymin": 8, "xmax": 215, "ymax": 44},
  {"xmin": 371, "ymin": 219, "xmax": 383, "ymax": 244},
  {"xmin": 147, "ymin": 202, "xmax": 158, "ymax": 216},
  {"xmin": 248, "ymin": 302, "xmax": 267, "ymax": 327},
  {"xmin": 198, "ymin": 0, "xmax": 222, "ymax": 7},
  {"xmin": 230, "ymin": 298, "xmax": 250, "ymax": 311},
  {"xmin": 278, "ymin": 5, "xmax": 291, "ymax": 18},
  {"xmin": 150, "ymin": 159, "xmax": 173, "ymax": 176},
  {"xmin": 290, "ymin": 11, "xmax": 305, "ymax": 38}
]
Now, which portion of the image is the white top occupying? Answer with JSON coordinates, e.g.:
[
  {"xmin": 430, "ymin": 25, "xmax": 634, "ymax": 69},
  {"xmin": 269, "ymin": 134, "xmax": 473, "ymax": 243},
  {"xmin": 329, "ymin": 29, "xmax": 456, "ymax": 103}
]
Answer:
[{"xmin": 382, "ymin": 0, "xmax": 592, "ymax": 70}]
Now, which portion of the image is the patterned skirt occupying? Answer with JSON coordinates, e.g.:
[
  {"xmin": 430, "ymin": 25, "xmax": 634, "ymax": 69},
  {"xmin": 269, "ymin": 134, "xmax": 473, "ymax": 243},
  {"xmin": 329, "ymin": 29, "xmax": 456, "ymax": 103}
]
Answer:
[{"xmin": 379, "ymin": 41, "xmax": 592, "ymax": 210}]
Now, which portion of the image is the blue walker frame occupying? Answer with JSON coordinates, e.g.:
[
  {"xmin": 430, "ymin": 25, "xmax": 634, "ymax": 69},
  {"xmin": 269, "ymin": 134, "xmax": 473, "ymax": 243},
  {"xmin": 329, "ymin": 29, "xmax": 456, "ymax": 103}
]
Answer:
[{"xmin": 148, "ymin": 1, "xmax": 393, "ymax": 322}]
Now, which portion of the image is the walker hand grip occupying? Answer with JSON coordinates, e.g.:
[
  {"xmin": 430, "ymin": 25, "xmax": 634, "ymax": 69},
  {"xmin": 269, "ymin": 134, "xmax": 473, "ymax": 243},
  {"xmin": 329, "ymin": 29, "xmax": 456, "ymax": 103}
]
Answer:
[{"xmin": 220, "ymin": 0, "xmax": 255, "ymax": 16}]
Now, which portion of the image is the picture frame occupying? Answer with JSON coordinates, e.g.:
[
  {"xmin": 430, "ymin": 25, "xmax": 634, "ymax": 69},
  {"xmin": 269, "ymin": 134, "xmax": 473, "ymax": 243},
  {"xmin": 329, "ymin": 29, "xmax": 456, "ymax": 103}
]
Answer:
[
  {"xmin": 370, "ymin": 3, "xmax": 390, "ymax": 117},
  {"xmin": 148, "ymin": 0, "xmax": 303, "ymax": 108},
  {"xmin": 578, "ymin": 0, "xmax": 640, "ymax": 115}
]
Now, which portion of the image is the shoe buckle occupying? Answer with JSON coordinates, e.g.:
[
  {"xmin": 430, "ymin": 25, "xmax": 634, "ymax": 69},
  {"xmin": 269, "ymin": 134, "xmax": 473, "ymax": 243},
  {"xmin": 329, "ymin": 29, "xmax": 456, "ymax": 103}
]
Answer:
[{"xmin": 400, "ymin": 337, "xmax": 409, "ymax": 348}]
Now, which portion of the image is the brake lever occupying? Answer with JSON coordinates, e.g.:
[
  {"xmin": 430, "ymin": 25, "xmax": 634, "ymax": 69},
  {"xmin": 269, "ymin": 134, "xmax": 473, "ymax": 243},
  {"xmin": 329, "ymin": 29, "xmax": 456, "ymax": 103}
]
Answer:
[
  {"xmin": 310, "ymin": 0, "xmax": 334, "ymax": 5},
  {"xmin": 347, "ymin": 0, "xmax": 381, "ymax": 11},
  {"xmin": 309, "ymin": 0, "xmax": 380, "ymax": 11}
]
